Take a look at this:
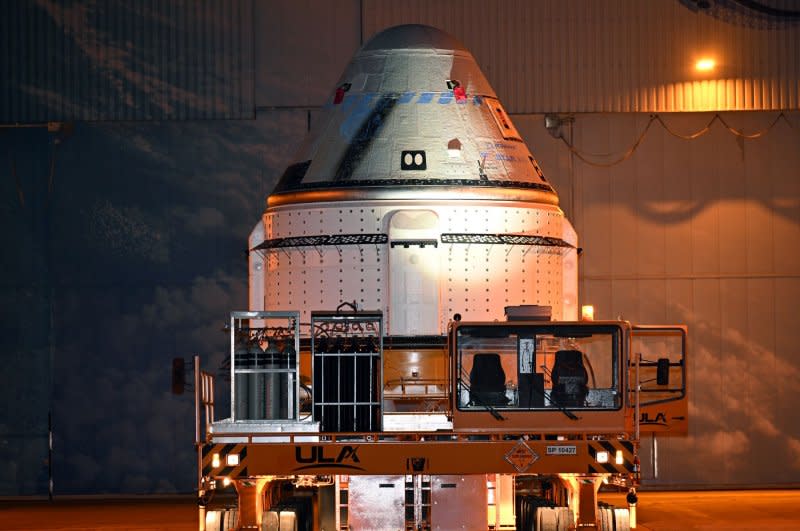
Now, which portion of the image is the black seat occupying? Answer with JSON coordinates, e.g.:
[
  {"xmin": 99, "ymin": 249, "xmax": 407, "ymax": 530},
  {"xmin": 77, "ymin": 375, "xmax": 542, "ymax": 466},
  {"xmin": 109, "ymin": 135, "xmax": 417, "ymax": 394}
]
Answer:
[
  {"xmin": 551, "ymin": 350, "xmax": 589, "ymax": 407},
  {"xmin": 469, "ymin": 353, "xmax": 508, "ymax": 406}
]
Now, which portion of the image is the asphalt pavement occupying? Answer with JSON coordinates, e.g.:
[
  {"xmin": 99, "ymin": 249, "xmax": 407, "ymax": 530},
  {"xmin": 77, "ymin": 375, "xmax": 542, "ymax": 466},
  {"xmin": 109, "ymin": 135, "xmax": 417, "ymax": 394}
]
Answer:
[{"xmin": 0, "ymin": 490, "xmax": 798, "ymax": 530}]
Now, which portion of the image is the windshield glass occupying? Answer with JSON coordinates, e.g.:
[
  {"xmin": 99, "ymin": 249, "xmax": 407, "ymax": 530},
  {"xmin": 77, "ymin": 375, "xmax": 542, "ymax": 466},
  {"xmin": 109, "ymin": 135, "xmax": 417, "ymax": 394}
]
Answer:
[{"xmin": 456, "ymin": 324, "xmax": 622, "ymax": 411}]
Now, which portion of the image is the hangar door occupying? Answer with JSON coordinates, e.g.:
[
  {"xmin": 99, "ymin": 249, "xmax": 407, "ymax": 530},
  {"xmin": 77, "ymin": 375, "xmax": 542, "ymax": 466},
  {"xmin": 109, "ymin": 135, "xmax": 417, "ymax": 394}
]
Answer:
[{"xmin": 388, "ymin": 210, "xmax": 441, "ymax": 336}]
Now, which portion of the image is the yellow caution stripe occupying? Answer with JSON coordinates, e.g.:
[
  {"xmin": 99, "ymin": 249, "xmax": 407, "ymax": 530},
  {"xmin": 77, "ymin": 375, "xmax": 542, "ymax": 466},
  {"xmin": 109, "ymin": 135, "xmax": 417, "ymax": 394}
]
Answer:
[
  {"xmin": 587, "ymin": 440, "xmax": 635, "ymax": 474},
  {"xmin": 202, "ymin": 443, "xmax": 249, "ymax": 478}
]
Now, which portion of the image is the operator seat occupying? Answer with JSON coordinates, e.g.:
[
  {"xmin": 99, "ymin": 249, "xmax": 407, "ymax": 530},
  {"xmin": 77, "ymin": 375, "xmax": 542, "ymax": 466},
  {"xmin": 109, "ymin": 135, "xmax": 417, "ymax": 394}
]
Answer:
[
  {"xmin": 469, "ymin": 353, "xmax": 508, "ymax": 406},
  {"xmin": 551, "ymin": 350, "xmax": 589, "ymax": 407}
]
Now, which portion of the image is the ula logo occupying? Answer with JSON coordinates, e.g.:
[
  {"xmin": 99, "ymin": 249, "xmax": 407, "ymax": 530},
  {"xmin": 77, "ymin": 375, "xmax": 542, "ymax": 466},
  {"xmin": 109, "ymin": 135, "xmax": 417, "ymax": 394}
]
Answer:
[
  {"xmin": 640, "ymin": 412, "xmax": 668, "ymax": 426},
  {"xmin": 293, "ymin": 446, "xmax": 365, "ymax": 472}
]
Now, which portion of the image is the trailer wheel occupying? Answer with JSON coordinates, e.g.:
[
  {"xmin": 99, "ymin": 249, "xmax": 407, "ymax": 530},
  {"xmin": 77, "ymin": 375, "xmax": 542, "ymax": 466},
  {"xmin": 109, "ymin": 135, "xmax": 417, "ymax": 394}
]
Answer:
[
  {"xmin": 536, "ymin": 507, "xmax": 558, "ymax": 531},
  {"xmin": 598, "ymin": 507, "xmax": 613, "ymax": 531},
  {"xmin": 555, "ymin": 507, "xmax": 573, "ymax": 531},
  {"xmin": 613, "ymin": 508, "xmax": 630, "ymax": 531},
  {"xmin": 262, "ymin": 509, "xmax": 279, "ymax": 530},
  {"xmin": 205, "ymin": 508, "xmax": 238, "ymax": 531}
]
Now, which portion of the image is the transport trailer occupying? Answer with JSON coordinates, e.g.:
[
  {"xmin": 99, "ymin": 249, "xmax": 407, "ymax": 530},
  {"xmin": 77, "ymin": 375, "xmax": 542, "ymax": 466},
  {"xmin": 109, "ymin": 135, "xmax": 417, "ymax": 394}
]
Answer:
[
  {"xmin": 193, "ymin": 311, "xmax": 687, "ymax": 530},
  {"xmin": 189, "ymin": 23, "xmax": 689, "ymax": 531}
]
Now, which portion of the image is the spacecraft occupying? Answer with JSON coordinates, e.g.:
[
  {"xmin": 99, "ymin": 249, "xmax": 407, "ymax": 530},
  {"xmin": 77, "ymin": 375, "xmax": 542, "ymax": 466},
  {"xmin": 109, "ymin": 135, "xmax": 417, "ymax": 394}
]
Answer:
[
  {"xmin": 249, "ymin": 23, "xmax": 578, "ymax": 330},
  {"xmin": 193, "ymin": 24, "xmax": 689, "ymax": 531}
]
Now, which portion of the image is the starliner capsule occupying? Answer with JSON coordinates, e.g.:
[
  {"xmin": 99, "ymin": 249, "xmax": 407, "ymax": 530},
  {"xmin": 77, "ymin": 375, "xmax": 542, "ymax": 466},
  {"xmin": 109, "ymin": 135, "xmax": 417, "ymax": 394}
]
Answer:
[
  {"xmin": 195, "ymin": 24, "xmax": 689, "ymax": 531},
  {"xmin": 250, "ymin": 24, "xmax": 578, "ymax": 330}
]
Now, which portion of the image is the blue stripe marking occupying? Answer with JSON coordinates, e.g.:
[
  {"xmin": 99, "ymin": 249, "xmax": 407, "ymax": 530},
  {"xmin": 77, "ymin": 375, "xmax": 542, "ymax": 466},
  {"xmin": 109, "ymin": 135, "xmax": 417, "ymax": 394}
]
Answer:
[{"xmin": 329, "ymin": 91, "xmax": 487, "ymax": 108}]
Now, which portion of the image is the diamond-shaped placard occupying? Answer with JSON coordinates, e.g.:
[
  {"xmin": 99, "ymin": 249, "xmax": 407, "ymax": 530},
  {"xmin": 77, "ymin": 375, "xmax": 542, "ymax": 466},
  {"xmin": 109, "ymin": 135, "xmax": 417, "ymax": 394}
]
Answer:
[{"xmin": 504, "ymin": 439, "xmax": 539, "ymax": 473}]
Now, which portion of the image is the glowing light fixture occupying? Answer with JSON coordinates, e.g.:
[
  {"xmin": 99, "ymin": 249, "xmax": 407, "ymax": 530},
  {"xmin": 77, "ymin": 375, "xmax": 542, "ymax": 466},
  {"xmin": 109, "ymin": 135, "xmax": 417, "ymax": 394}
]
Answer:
[
  {"xmin": 596, "ymin": 451, "xmax": 609, "ymax": 464},
  {"xmin": 695, "ymin": 58, "xmax": 715, "ymax": 72},
  {"xmin": 616, "ymin": 450, "xmax": 624, "ymax": 465},
  {"xmin": 226, "ymin": 453, "xmax": 240, "ymax": 466},
  {"xmin": 212, "ymin": 453, "xmax": 221, "ymax": 468},
  {"xmin": 222, "ymin": 477, "xmax": 232, "ymax": 487},
  {"xmin": 581, "ymin": 305, "xmax": 594, "ymax": 321}
]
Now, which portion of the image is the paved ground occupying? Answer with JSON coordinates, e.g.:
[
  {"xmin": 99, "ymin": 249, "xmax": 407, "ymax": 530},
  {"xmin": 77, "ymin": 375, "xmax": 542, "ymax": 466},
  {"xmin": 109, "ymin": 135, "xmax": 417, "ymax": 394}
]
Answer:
[
  {"xmin": 0, "ymin": 498, "xmax": 198, "ymax": 531},
  {"xmin": 598, "ymin": 489, "xmax": 800, "ymax": 530},
  {"xmin": 0, "ymin": 490, "xmax": 798, "ymax": 530}
]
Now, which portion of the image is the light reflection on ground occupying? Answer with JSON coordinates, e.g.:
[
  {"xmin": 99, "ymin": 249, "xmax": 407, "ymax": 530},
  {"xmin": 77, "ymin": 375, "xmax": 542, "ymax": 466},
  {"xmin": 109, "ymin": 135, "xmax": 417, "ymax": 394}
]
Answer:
[{"xmin": 1, "ymin": 490, "xmax": 799, "ymax": 530}]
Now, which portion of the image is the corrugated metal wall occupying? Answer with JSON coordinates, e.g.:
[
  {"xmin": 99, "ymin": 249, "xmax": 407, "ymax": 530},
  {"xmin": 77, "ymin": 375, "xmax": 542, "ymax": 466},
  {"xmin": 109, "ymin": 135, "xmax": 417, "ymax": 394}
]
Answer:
[
  {"xmin": 254, "ymin": 0, "xmax": 361, "ymax": 108},
  {"xmin": 362, "ymin": 0, "xmax": 800, "ymax": 113},
  {"xmin": 517, "ymin": 111, "xmax": 800, "ymax": 485},
  {"xmin": 0, "ymin": 0, "xmax": 254, "ymax": 123},
  {"xmin": 8, "ymin": 0, "xmax": 796, "ymax": 120}
]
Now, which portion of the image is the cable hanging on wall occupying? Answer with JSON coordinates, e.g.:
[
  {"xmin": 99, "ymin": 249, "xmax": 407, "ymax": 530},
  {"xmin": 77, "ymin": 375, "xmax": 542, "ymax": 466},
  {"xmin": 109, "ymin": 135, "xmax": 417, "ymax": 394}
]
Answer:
[
  {"xmin": 558, "ymin": 116, "xmax": 658, "ymax": 168},
  {"xmin": 556, "ymin": 112, "xmax": 795, "ymax": 168}
]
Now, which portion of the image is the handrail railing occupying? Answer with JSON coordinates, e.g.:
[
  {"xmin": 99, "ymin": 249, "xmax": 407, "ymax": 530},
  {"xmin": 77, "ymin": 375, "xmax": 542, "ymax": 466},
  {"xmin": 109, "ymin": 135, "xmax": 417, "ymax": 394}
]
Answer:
[
  {"xmin": 195, "ymin": 356, "xmax": 215, "ymax": 444},
  {"xmin": 635, "ymin": 353, "xmax": 640, "ymax": 442},
  {"xmin": 205, "ymin": 430, "xmax": 633, "ymax": 445}
]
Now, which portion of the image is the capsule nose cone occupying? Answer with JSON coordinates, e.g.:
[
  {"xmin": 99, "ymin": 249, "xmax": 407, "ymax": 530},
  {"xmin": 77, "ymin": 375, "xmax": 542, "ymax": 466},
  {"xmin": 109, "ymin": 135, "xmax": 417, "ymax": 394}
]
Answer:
[
  {"xmin": 341, "ymin": 24, "xmax": 495, "ymax": 100},
  {"xmin": 269, "ymin": 24, "xmax": 554, "ymax": 204},
  {"xmin": 361, "ymin": 24, "xmax": 469, "ymax": 53}
]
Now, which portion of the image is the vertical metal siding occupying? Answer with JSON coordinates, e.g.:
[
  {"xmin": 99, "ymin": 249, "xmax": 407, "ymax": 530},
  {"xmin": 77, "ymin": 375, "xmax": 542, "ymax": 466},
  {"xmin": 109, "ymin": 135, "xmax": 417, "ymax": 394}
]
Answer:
[
  {"xmin": 1, "ymin": 0, "xmax": 254, "ymax": 123},
  {"xmin": 516, "ymin": 111, "xmax": 800, "ymax": 486},
  {"xmin": 362, "ymin": 0, "xmax": 800, "ymax": 113},
  {"xmin": 516, "ymin": 111, "xmax": 800, "ymax": 487}
]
